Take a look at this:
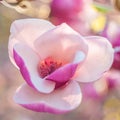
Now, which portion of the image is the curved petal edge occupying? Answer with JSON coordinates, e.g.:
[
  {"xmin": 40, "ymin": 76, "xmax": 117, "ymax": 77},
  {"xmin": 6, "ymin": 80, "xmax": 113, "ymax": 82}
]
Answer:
[{"xmin": 14, "ymin": 81, "xmax": 82, "ymax": 114}]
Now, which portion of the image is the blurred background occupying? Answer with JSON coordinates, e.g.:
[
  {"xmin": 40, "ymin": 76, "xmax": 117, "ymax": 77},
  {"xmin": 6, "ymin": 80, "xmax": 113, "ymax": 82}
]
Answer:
[{"xmin": 0, "ymin": 0, "xmax": 120, "ymax": 120}]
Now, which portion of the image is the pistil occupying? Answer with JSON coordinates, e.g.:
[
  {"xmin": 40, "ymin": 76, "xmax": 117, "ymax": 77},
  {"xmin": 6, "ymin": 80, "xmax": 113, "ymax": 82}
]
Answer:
[{"xmin": 38, "ymin": 57, "xmax": 62, "ymax": 78}]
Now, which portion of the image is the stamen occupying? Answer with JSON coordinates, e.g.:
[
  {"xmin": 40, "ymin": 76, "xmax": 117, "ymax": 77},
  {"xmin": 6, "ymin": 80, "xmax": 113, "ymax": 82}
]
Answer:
[{"xmin": 38, "ymin": 57, "xmax": 62, "ymax": 78}]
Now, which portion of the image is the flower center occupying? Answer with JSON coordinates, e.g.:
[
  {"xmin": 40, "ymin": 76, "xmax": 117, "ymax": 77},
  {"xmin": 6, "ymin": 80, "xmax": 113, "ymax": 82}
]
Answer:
[{"xmin": 38, "ymin": 57, "xmax": 62, "ymax": 78}]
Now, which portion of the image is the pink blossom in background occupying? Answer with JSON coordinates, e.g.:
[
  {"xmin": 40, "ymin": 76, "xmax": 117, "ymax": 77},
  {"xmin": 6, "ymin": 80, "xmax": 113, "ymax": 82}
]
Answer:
[
  {"xmin": 81, "ymin": 69, "xmax": 120, "ymax": 100},
  {"xmin": 50, "ymin": 0, "xmax": 96, "ymax": 35},
  {"xmin": 9, "ymin": 19, "xmax": 114, "ymax": 114},
  {"xmin": 50, "ymin": 0, "xmax": 84, "ymax": 19},
  {"xmin": 105, "ymin": 69, "xmax": 120, "ymax": 89},
  {"xmin": 102, "ymin": 21, "xmax": 120, "ymax": 70}
]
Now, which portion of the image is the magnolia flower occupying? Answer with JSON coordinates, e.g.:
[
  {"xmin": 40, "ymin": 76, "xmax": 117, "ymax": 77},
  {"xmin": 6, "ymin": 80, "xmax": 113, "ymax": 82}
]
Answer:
[{"xmin": 9, "ymin": 19, "xmax": 114, "ymax": 114}]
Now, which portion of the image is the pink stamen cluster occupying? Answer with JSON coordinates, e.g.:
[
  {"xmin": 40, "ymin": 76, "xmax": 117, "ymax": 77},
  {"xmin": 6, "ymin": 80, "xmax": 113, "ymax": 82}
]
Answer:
[{"xmin": 38, "ymin": 57, "xmax": 62, "ymax": 78}]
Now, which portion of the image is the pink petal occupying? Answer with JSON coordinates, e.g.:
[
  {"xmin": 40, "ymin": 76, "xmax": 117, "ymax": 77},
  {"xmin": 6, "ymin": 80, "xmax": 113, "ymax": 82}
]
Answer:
[
  {"xmin": 14, "ymin": 81, "xmax": 82, "ymax": 114},
  {"xmin": 46, "ymin": 63, "xmax": 78, "ymax": 88},
  {"xmin": 9, "ymin": 19, "xmax": 55, "ymax": 66},
  {"xmin": 75, "ymin": 36, "xmax": 114, "ymax": 82},
  {"xmin": 13, "ymin": 43, "xmax": 55, "ymax": 93},
  {"xmin": 34, "ymin": 23, "xmax": 88, "ymax": 63}
]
